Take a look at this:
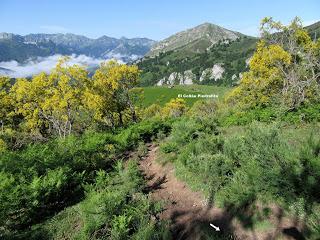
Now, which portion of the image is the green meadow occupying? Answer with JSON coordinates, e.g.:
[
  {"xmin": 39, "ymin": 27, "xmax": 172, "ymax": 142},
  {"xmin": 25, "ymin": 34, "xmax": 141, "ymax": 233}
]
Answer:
[{"xmin": 140, "ymin": 84, "xmax": 231, "ymax": 107}]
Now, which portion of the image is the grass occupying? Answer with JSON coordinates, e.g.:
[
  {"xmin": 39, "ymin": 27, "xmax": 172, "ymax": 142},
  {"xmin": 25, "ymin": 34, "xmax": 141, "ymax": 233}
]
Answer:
[
  {"xmin": 221, "ymin": 122, "xmax": 320, "ymax": 148},
  {"xmin": 159, "ymin": 116, "xmax": 320, "ymax": 237},
  {"xmin": 140, "ymin": 84, "xmax": 231, "ymax": 107}
]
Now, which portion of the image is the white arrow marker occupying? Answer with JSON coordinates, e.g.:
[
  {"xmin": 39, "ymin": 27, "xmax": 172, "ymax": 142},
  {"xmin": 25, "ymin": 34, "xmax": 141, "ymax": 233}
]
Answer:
[{"xmin": 210, "ymin": 223, "xmax": 220, "ymax": 231}]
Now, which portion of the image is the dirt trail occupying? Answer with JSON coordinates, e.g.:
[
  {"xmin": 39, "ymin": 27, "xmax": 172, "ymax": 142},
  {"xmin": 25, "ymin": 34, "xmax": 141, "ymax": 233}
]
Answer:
[{"xmin": 138, "ymin": 144, "xmax": 305, "ymax": 240}]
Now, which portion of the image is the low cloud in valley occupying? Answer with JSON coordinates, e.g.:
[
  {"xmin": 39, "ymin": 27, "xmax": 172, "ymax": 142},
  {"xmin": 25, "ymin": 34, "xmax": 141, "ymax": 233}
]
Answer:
[{"xmin": 0, "ymin": 54, "xmax": 107, "ymax": 78}]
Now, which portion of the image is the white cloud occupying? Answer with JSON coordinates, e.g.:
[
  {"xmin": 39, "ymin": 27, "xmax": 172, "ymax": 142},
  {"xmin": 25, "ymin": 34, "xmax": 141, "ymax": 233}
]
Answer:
[
  {"xmin": 0, "ymin": 54, "xmax": 106, "ymax": 78},
  {"xmin": 40, "ymin": 25, "xmax": 69, "ymax": 33}
]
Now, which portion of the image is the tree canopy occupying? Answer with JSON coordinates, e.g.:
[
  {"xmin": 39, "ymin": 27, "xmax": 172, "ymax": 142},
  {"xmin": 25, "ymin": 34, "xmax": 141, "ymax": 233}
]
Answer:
[
  {"xmin": 1, "ymin": 60, "xmax": 141, "ymax": 138},
  {"xmin": 226, "ymin": 17, "xmax": 320, "ymax": 111}
]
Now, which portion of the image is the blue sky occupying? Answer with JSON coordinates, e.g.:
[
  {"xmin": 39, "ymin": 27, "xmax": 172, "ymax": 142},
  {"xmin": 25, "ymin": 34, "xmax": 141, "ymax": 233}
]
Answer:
[{"xmin": 0, "ymin": 0, "xmax": 319, "ymax": 40}]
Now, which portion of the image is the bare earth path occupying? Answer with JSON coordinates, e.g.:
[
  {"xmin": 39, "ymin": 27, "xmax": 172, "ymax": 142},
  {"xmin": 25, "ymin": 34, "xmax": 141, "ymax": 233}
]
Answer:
[{"xmin": 138, "ymin": 144, "xmax": 305, "ymax": 240}]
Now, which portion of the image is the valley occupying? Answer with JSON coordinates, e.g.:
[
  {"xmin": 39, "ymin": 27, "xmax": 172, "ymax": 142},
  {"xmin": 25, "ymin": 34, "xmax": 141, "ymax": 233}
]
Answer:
[{"xmin": 0, "ymin": 4, "xmax": 320, "ymax": 239}]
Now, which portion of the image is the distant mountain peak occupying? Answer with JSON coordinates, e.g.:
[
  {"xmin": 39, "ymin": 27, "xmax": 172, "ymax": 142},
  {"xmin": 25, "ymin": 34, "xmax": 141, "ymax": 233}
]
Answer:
[
  {"xmin": 0, "ymin": 32, "xmax": 156, "ymax": 63},
  {"xmin": 146, "ymin": 22, "xmax": 244, "ymax": 57}
]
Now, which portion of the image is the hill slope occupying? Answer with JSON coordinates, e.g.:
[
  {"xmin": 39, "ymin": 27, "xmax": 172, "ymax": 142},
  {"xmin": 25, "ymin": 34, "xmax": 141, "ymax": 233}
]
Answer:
[
  {"xmin": 305, "ymin": 21, "xmax": 320, "ymax": 40},
  {"xmin": 138, "ymin": 35, "xmax": 257, "ymax": 86}
]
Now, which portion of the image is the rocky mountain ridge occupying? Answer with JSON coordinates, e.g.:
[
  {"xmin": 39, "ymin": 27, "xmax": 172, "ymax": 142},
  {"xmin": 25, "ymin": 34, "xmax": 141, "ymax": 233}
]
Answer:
[
  {"xmin": 0, "ymin": 32, "xmax": 156, "ymax": 62},
  {"xmin": 146, "ymin": 22, "xmax": 243, "ymax": 57}
]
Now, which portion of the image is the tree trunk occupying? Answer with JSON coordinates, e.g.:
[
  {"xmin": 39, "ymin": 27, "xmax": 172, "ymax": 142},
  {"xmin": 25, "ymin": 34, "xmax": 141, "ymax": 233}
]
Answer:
[
  {"xmin": 0, "ymin": 120, "xmax": 3, "ymax": 133},
  {"xmin": 119, "ymin": 112, "xmax": 123, "ymax": 126}
]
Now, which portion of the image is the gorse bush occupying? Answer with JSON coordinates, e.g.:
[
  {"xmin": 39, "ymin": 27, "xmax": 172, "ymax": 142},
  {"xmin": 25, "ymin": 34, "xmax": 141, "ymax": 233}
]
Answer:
[
  {"xmin": 0, "ymin": 60, "xmax": 141, "ymax": 139},
  {"xmin": 223, "ymin": 18, "xmax": 320, "ymax": 126},
  {"xmin": 220, "ymin": 103, "xmax": 320, "ymax": 126},
  {"xmin": 218, "ymin": 123, "xmax": 299, "ymax": 207}
]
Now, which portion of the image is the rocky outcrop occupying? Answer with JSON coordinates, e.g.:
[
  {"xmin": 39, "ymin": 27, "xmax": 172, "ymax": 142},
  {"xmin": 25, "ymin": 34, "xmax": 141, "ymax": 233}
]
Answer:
[
  {"xmin": 156, "ymin": 65, "xmax": 226, "ymax": 86},
  {"xmin": 156, "ymin": 78, "xmax": 165, "ymax": 86},
  {"xmin": 232, "ymin": 72, "xmax": 243, "ymax": 82},
  {"xmin": 180, "ymin": 70, "xmax": 196, "ymax": 85},
  {"xmin": 199, "ymin": 64, "xmax": 225, "ymax": 82},
  {"xmin": 156, "ymin": 70, "xmax": 196, "ymax": 86}
]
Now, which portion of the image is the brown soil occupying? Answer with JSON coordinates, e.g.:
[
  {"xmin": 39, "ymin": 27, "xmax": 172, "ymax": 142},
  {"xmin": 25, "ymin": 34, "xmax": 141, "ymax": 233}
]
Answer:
[{"xmin": 138, "ymin": 144, "xmax": 306, "ymax": 240}]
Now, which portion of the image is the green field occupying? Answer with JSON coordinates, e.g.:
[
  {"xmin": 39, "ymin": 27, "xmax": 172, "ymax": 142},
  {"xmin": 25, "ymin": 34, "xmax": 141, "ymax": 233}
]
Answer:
[{"xmin": 140, "ymin": 84, "xmax": 231, "ymax": 107}]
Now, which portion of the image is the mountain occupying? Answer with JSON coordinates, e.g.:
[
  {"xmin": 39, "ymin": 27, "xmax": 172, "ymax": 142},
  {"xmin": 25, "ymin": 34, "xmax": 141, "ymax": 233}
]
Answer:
[
  {"xmin": 138, "ymin": 23, "xmax": 254, "ymax": 86},
  {"xmin": 147, "ymin": 22, "xmax": 244, "ymax": 57},
  {"xmin": 0, "ymin": 32, "xmax": 156, "ymax": 63},
  {"xmin": 305, "ymin": 21, "xmax": 320, "ymax": 40},
  {"xmin": 138, "ymin": 21, "xmax": 320, "ymax": 87}
]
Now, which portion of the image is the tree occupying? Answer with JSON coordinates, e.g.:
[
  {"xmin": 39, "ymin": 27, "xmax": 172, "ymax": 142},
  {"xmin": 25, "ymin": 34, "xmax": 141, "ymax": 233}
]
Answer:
[
  {"xmin": 0, "ymin": 76, "xmax": 13, "ymax": 133},
  {"xmin": 4, "ymin": 58, "xmax": 142, "ymax": 137},
  {"xmin": 261, "ymin": 17, "xmax": 320, "ymax": 108},
  {"xmin": 226, "ymin": 17, "xmax": 320, "ymax": 111},
  {"xmin": 84, "ymin": 60, "xmax": 141, "ymax": 127},
  {"xmin": 43, "ymin": 58, "xmax": 89, "ymax": 137},
  {"xmin": 11, "ymin": 58, "xmax": 90, "ymax": 137}
]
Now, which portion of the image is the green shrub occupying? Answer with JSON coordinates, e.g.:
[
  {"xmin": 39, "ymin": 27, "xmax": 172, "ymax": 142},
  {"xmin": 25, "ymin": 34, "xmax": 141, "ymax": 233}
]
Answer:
[
  {"xmin": 0, "ymin": 167, "xmax": 84, "ymax": 232},
  {"xmin": 160, "ymin": 142, "xmax": 178, "ymax": 153},
  {"xmin": 0, "ymin": 118, "xmax": 174, "ymax": 237},
  {"xmin": 29, "ymin": 161, "xmax": 170, "ymax": 240},
  {"xmin": 137, "ymin": 142, "xmax": 148, "ymax": 158},
  {"xmin": 162, "ymin": 118, "xmax": 320, "ymax": 231}
]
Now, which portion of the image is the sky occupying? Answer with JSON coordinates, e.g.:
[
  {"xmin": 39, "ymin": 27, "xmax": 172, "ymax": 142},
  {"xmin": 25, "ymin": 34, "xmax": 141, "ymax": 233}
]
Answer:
[{"xmin": 0, "ymin": 0, "xmax": 319, "ymax": 40}]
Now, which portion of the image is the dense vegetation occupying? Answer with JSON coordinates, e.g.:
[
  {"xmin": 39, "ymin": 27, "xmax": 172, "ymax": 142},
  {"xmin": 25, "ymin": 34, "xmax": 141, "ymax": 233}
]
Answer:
[
  {"xmin": 156, "ymin": 17, "xmax": 320, "ymax": 238},
  {"xmin": 1, "ymin": 17, "xmax": 320, "ymax": 239},
  {"xmin": 160, "ymin": 109, "xmax": 320, "ymax": 238},
  {"xmin": 0, "ymin": 58, "xmax": 179, "ymax": 238},
  {"xmin": 0, "ymin": 118, "xmax": 172, "ymax": 239}
]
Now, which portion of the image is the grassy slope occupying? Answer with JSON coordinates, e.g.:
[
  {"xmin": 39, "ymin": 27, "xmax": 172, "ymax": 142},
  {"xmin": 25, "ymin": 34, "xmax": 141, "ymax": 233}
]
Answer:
[{"xmin": 141, "ymin": 84, "xmax": 231, "ymax": 107}]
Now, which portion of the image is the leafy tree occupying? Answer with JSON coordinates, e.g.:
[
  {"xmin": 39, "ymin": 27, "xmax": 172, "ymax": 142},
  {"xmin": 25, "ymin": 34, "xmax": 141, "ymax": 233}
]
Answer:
[
  {"xmin": 84, "ymin": 60, "xmax": 141, "ymax": 127},
  {"xmin": 227, "ymin": 17, "xmax": 320, "ymax": 111},
  {"xmin": 11, "ymin": 58, "xmax": 90, "ymax": 137},
  {"xmin": 5, "ymin": 58, "xmax": 142, "ymax": 137},
  {"xmin": 0, "ymin": 76, "xmax": 13, "ymax": 133},
  {"xmin": 226, "ymin": 41, "xmax": 291, "ymax": 108}
]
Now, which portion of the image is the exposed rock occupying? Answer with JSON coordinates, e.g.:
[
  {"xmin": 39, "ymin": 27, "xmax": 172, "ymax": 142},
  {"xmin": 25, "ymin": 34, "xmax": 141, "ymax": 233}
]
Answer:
[
  {"xmin": 232, "ymin": 72, "xmax": 244, "ymax": 82},
  {"xmin": 200, "ymin": 64, "xmax": 225, "ymax": 82},
  {"xmin": 156, "ymin": 78, "xmax": 165, "ymax": 86},
  {"xmin": 167, "ymin": 73, "xmax": 175, "ymax": 84},
  {"xmin": 155, "ymin": 70, "xmax": 196, "ymax": 86},
  {"xmin": 180, "ymin": 70, "xmax": 195, "ymax": 85},
  {"xmin": 245, "ymin": 57, "xmax": 251, "ymax": 66},
  {"xmin": 232, "ymin": 74, "xmax": 237, "ymax": 81}
]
